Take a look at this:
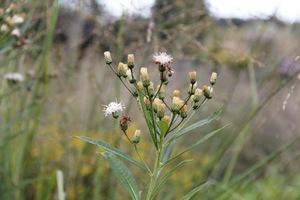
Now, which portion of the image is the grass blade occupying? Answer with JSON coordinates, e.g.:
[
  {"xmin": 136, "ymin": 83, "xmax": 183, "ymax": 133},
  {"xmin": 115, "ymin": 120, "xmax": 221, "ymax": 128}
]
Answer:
[
  {"xmin": 75, "ymin": 136, "xmax": 146, "ymax": 171},
  {"xmin": 102, "ymin": 152, "xmax": 140, "ymax": 200}
]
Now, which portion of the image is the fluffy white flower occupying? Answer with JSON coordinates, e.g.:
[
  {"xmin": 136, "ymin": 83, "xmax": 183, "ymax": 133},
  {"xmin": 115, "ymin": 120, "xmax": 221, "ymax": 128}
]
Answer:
[
  {"xmin": 11, "ymin": 28, "xmax": 21, "ymax": 37},
  {"xmin": 13, "ymin": 15, "xmax": 24, "ymax": 24},
  {"xmin": 102, "ymin": 99, "xmax": 125, "ymax": 117},
  {"xmin": 152, "ymin": 52, "xmax": 173, "ymax": 65},
  {"xmin": 4, "ymin": 73, "xmax": 24, "ymax": 82}
]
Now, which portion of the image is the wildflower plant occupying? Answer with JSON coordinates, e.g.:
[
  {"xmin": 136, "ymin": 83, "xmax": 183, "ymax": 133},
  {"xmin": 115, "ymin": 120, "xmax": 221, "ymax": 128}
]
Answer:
[{"xmin": 76, "ymin": 51, "xmax": 227, "ymax": 200}]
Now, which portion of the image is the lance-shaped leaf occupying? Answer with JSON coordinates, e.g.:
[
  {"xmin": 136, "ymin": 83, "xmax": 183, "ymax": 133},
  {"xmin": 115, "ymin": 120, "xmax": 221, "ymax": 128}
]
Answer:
[
  {"xmin": 167, "ymin": 106, "xmax": 223, "ymax": 143},
  {"xmin": 74, "ymin": 136, "xmax": 146, "ymax": 171},
  {"xmin": 150, "ymin": 160, "xmax": 192, "ymax": 199},
  {"xmin": 102, "ymin": 152, "xmax": 140, "ymax": 200},
  {"xmin": 164, "ymin": 125, "xmax": 228, "ymax": 167},
  {"xmin": 156, "ymin": 140, "xmax": 176, "ymax": 181},
  {"xmin": 181, "ymin": 182, "xmax": 209, "ymax": 200}
]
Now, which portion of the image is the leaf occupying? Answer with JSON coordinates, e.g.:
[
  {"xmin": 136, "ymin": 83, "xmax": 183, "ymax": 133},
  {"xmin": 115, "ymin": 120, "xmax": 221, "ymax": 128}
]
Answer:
[
  {"xmin": 168, "ymin": 106, "xmax": 223, "ymax": 143},
  {"xmin": 157, "ymin": 140, "xmax": 176, "ymax": 181},
  {"xmin": 164, "ymin": 125, "xmax": 228, "ymax": 166},
  {"xmin": 102, "ymin": 152, "xmax": 140, "ymax": 200},
  {"xmin": 181, "ymin": 182, "xmax": 209, "ymax": 200},
  {"xmin": 74, "ymin": 136, "xmax": 146, "ymax": 171},
  {"xmin": 137, "ymin": 89, "xmax": 157, "ymax": 148},
  {"xmin": 158, "ymin": 121, "xmax": 169, "ymax": 137},
  {"xmin": 150, "ymin": 160, "xmax": 192, "ymax": 199}
]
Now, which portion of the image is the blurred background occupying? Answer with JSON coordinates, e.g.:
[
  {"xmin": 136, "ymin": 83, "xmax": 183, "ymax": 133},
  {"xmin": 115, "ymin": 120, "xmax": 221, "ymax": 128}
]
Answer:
[{"xmin": 1, "ymin": 0, "xmax": 300, "ymax": 199}]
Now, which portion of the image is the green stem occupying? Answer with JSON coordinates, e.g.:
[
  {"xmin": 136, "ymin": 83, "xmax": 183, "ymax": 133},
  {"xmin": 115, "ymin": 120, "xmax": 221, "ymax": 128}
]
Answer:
[
  {"xmin": 134, "ymin": 144, "xmax": 152, "ymax": 175},
  {"xmin": 146, "ymin": 141, "xmax": 163, "ymax": 200}
]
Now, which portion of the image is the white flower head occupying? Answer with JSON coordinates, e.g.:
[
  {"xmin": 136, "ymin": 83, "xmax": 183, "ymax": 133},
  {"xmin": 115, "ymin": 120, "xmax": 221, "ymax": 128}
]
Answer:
[
  {"xmin": 153, "ymin": 52, "xmax": 173, "ymax": 65},
  {"xmin": 102, "ymin": 99, "xmax": 125, "ymax": 117},
  {"xmin": 13, "ymin": 15, "xmax": 24, "ymax": 24},
  {"xmin": 4, "ymin": 73, "xmax": 24, "ymax": 82},
  {"xmin": 11, "ymin": 28, "xmax": 21, "ymax": 37}
]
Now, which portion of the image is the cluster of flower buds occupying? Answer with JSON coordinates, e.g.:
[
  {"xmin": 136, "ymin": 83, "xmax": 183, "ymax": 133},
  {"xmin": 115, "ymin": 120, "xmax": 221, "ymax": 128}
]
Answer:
[
  {"xmin": 103, "ymin": 51, "xmax": 218, "ymax": 143},
  {"xmin": 0, "ymin": 3, "xmax": 29, "ymax": 48}
]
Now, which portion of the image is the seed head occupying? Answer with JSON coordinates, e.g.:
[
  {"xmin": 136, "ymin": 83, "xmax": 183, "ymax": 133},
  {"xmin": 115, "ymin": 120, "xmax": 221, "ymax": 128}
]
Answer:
[{"xmin": 153, "ymin": 52, "xmax": 173, "ymax": 66}]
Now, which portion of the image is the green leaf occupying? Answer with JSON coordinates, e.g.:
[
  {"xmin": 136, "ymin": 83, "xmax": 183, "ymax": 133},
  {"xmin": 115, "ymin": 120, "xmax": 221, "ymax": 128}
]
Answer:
[
  {"xmin": 168, "ymin": 106, "xmax": 223, "ymax": 143},
  {"xmin": 150, "ymin": 160, "xmax": 192, "ymax": 199},
  {"xmin": 158, "ymin": 121, "xmax": 169, "ymax": 137},
  {"xmin": 157, "ymin": 140, "xmax": 176, "ymax": 181},
  {"xmin": 164, "ymin": 125, "xmax": 228, "ymax": 166},
  {"xmin": 137, "ymin": 89, "xmax": 157, "ymax": 148},
  {"xmin": 102, "ymin": 152, "xmax": 140, "ymax": 200},
  {"xmin": 74, "ymin": 136, "xmax": 146, "ymax": 171},
  {"xmin": 181, "ymin": 182, "xmax": 209, "ymax": 200}
]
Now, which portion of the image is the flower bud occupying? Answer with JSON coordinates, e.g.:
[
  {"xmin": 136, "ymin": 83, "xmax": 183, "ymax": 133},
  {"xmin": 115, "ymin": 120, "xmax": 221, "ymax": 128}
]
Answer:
[
  {"xmin": 193, "ymin": 88, "xmax": 202, "ymax": 102},
  {"xmin": 147, "ymin": 82, "xmax": 154, "ymax": 97},
  {"xmin": 162, "ymin": 116, "xmax": 170, "ymax": 123},
  {"xmin": 141, "ymin": 67, "xmax": 150, "ymax": 87},
  {"xmin": 157, "ymin": 103, "xmax": 165, "ymax": 119},
  {"xmin": 210, "ymin": 72, "xmax": 217, "ymax": 85},
  {"xmin": 133, "ymin": 130, "xmax": 141, "ymax": 144},
  {"xmin": 179, "ymin": 100, "xmax": 187, "ymax": 118},
  {"xmin": 128, "ymin": 54, "xmax": 135, "ymax": 69},
  {"xmin": 11, "ymin": 28, "xmax": 21, "ymax": 37},
  {"xmin": 137, "ymin": 81, "xmax": 143, "ymax": 90},
  {"xmin": 173, "ymin": 90, "xmax": 180, "ymax": 97},
  {"xmin": 0, "ymin": 24, "xmax": 8, "ymax": 32},
  {"xmin": 104, "ymin": 51, "xmax": 112, "ymax": 64},
  {"xmin": 126, "ymin": 70, "xmax": 136, "ymax": 83},
  {"xmin": 157, "ymin": 85, "xmax": 165, "ymax": 100},
  {"xmin": 188, "ymin": 82, "xmax": 197, "ymax": 95},
  {"xmin": 171, "ymin": 97, "xmax": 180, "ymax": 113},
  {"xmin": 153, "ymin": 98, "xmax": 161, "ymax": 113},
  {"xmin": 203, "ymin": 85, "xmax": 213, "ymax": 99},
  {"xmin": 117, "ymin": 62, "xmax": 127, "ymax": 77},
  {"xmin": 160, "ymin": 71, "xmax": 168, "ymax": 84},
  {"xmin": 189, "ymin": 71, "xmax": 197, "ymax": 84},
  {"xmin": 144, "ymin": 97, "xmax": 150, "ymax": 110}
]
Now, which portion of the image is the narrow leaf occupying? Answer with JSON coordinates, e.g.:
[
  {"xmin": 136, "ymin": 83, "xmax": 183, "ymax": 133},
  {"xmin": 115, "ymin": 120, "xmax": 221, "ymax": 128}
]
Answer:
[
  {"xmin": 169, "ymin": 106, "xmax": 223, "ymax": 142},
  {"xmin": 164, "ymin": 125, "xmax": 228, "ymax": 166},
  {"xmin": 102, "ymin": 152, "xmax": 140, "ymax": 200},
  {"xmin": 157, "ymin": 140, "xmax": 176, "ymax": 181},
  {"xmin": 75, "ymin": 136, "xmax": 146, "ymax": 171},
  {"xmin": 181, "ymin": 182, "xmax": 209, "ymax": 200},
  {"xmin": 150, "ymin": 160, "xmax": 192, "ymax": 199}
]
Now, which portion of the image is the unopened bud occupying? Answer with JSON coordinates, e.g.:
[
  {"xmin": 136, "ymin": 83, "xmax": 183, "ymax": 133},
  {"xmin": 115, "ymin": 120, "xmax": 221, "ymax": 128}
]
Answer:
[
  {"xmin": 210, "ymin": 72, "xmax": 217, "ymax": 85},
  {"xmin": 193, "ymin": 88, "xmax": 202, "ymax": 102},
  {"xmin": 203, "ymin": 85, "xmax": 213, "ymax": 99},
  {"xmin": 137, "ymin": 81, "xmax": 143, "ymax": 90},
  {"xmin": 141, "ymin": 67, "xmax": 150, "ymax": 87},
  {"xmin": 126, "ymin": 70, "xmax": 136, "ymax": 83},
  {"xmin": 162, "ymin": 116, "xmax": 171, "ymax": 123},
  {"xmin": 153, "ymin": 98, "xmax": 161, "ymax": 113},
  {"xmin": 188, "ymin": 82, "xmax": 197, "ymax": 95},
  {"xmin": 171, "ymin": 97, "xmax": 180, "ymax": 112},
  {"xmin": 173, "ymin": 90, "xmax": 180, "ymax": 97},
  {"xmin": 104, "ymin": 51, "xmax": 112, "ymax": 64},
  {"xmin": 157, "ymin": 85, "xmax": 165, "ymax": 100},
  {"xmin": 117, "ymin": 62, "xmax": 127, "ymax": 77},
  {"xmin": 148, "ymin": 82, "xmax": 155, "ymax": 97},
  {"xmin": 179, "ymin": 100, "xmax": 187, "ymax": 118},
  {"xmin": 133, "ymin": 130, "xmax": 141, "ymax": 144},
  {"xmin": 189, "ymin": 71, "xmax": 197, "ymax": 84},
  {"xmin": 128, "ymin": 54, "xmax": 135, "ymax": 69},
  {"xmin": 0, "ymin": 24, "xmax": 8, "ymax": 32},
  {"xmin": 160, "ymin": 72, "xmax": 168, "ymax": 84},
  {"xmin": 144, "ymin": 97, "xmax": 150, "ymax": 110},
  {"xmin": 157, "ymin": 103, "xmax": 165, "ymax": 119}
]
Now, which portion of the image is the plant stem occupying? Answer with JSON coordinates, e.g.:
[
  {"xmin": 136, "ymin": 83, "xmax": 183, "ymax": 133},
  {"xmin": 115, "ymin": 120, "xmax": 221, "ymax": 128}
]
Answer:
[
  {"xmin": 146, "ymin": 141, "xmax": 163, "ymax": 200},
  {"xmin": 134, "ymin": 144, "xmax": 152, "ymax": 175}
]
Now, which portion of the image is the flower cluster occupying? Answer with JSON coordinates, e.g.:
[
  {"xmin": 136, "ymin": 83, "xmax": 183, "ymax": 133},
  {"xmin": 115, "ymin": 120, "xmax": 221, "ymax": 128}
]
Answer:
[
  {"xmin": 103, "ymin": 51, "xmax": 217, "ymax": 144},
  {"xmin": 0, "ymin": 3, "xmax": 29, "ymax": 49}
]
